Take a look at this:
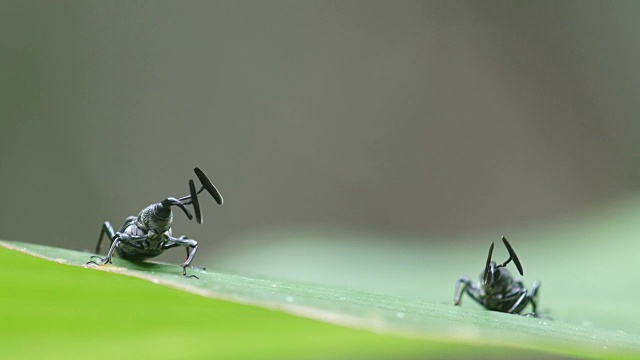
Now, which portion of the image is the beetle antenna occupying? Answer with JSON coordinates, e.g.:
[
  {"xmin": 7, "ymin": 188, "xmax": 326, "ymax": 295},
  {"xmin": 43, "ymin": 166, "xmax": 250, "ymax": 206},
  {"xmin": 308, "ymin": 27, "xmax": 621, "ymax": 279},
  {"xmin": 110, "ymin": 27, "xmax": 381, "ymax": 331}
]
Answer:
[
  {"xmin": 500, "ymin": 236, "xmax": 524, "ymax": 276},
  {"xmin": 483, "ymin": 241, "xmax": 495, "ymax": 284},
  {"xmin": 178, "ymin": 168, "xmax": 224, "ymax": 206},
  {"xmin": 162, "ymin": 198, "xmax": 193, "ymax": 221}
]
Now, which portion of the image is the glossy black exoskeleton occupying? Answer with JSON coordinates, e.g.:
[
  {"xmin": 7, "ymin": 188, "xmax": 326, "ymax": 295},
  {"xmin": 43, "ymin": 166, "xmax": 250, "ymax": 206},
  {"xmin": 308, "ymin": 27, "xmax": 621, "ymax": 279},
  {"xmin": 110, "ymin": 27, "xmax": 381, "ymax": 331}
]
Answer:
[
  {"xmin": 454, "ymin": 237, "xmax": 539, "ymax": 316},
  {"xmin": 86, "ymin": 167, "xmax": 223, "ymax": 278}
]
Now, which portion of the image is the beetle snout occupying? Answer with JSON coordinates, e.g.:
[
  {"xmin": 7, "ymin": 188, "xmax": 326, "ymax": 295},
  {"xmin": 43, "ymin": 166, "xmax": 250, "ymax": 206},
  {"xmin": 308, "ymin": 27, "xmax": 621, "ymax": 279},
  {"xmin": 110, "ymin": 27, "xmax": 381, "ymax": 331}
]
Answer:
[{"xmin": 489, "ymin": 271, "xmax": 501, "ymax": 288}]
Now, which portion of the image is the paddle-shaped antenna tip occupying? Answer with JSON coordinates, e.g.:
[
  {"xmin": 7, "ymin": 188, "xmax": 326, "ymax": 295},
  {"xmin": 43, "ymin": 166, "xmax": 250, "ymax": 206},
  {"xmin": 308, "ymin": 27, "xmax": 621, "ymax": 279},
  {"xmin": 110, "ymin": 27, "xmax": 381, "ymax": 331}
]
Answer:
[
  {"xmin": 189, "ymin": 179, "xmax": 202, "ymax": 224},
  {"xmin": 483, "ymin": 241, "xmax": 495, "ymax": 284},
  {"xmin": 502, "ymin": 236, "xmax": 524, "ymax": 276},
  {"xmin": 194, "ymin": 167, "xmax": 223, "ymax": 205}
]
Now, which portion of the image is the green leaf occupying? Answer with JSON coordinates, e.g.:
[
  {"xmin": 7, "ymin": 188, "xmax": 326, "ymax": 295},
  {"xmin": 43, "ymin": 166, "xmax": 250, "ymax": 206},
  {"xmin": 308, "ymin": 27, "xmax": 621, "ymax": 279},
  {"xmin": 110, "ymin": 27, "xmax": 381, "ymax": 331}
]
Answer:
[{"xmin": 1, "ymin": 236, "xmax": 639, "ymax": 359}]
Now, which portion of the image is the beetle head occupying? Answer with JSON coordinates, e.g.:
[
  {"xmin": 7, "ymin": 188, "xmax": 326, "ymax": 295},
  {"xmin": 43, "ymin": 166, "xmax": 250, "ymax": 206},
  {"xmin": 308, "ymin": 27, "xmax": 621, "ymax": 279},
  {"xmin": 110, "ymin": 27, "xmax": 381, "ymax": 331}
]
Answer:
[
  {"xmin": 159, "ymin": 198, "xmax": 193, "ymax": 221},
  {"xmin": 482, "ymin": 261, "xmax": 514, "ymax": 294},
  {"xmin": 136, "ymin": 198, "xmax": 193, "ymax": 235},
  {"xmin": 481, "ymin": 237, "xmax": 524, "ymax": 292},
  {"xmin": 136, "ymin": 201, "xmax": 184, "ymax": 234}
]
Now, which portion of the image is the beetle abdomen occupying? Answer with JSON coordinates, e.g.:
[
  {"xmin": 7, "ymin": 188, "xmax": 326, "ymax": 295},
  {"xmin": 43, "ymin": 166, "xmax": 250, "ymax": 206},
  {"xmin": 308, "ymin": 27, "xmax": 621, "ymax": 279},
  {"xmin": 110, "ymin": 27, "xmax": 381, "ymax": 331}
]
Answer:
[{"xmin": 116, "ymin": 244, "xmax": 164, "ymax": 260}]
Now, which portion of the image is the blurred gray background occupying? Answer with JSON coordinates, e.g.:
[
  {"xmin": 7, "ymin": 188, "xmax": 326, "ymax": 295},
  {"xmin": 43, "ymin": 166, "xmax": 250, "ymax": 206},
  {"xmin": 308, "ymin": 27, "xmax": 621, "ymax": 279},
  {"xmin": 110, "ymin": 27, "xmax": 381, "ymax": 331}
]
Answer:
[{"xmin": 2, "ymin": 1, "xmax": 639, "ymax": 289}]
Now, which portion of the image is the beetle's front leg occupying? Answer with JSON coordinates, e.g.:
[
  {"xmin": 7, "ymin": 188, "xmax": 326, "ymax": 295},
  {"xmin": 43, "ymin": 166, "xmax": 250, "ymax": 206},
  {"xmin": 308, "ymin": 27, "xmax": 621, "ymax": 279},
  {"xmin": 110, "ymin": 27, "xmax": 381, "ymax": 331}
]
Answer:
[
  {"xmin": 87, "ymin": 235, "xmax": 121, "ymax": 266},
  {"xmin": 506, "ymin": 290, "xmax": 528, "ymax": 314},
  {"xmin": 163, "ymin": 235, "xmax": 199, "ymax": 279},
  {"xmin": 454, "ymin": 276, "xmax": 483, "ymax": 306},
  {"xmin": 86, "ymin": 233, "xmax": 147, "ymax": 266}
]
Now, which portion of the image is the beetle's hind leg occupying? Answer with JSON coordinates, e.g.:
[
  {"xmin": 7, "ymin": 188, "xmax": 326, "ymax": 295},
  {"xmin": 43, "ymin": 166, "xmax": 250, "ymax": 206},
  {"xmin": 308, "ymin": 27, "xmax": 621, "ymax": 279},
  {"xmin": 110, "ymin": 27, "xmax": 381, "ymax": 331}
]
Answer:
[
  {"xmin": 454, "ymin": 276, "xmax": 483, "ymax": 306},
  {"xmin": 95, "ymin": 221, "xmax": 116, "ymax": 254},
  {"xmin": 86, "ymin": 221, "xmax": 118, "ymax": 266}
]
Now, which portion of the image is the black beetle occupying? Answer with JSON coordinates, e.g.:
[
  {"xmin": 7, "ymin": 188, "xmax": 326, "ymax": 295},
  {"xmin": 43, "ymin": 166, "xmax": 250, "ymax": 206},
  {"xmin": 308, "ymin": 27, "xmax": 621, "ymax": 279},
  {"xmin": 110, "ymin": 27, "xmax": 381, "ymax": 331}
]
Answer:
[
  {"xmin": 86, "ymin": 167, "xmax": 223, "ymax": 278},
  {"xmin": 454, "ymin": 236, "xmax": 539, "ymax": 315}
]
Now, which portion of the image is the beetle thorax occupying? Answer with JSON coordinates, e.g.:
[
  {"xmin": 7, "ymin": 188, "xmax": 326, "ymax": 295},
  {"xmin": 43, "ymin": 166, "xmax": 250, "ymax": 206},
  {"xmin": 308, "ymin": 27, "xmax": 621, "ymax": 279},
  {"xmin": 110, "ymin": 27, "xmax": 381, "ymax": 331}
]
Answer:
[
  {"xmin": 481, "ymin": 266, "xmax": 514, "ymax": 295},
  {"xmin": 136, "ymin": 203, "xmax": 173, "ymax": 234}
]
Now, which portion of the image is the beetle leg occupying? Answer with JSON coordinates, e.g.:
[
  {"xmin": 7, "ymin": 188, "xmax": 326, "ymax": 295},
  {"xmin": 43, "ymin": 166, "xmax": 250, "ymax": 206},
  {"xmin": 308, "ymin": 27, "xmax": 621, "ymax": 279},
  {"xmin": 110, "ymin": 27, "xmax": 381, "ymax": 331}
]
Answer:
[
  {"xmin": 514, "ymin": 280, "xmax": 541, "ymax": 316},
  {"xmin": 103, "ymin": 238, "xmax": 119, "ymax": 264},
  {"xmin": 118, "ymin": 217, "xmax": 137, "ymax": 232},
  {"xmin": 86, "ymin": 232, "xmax": 147, "ymax": 266},
  {"xmin": 454, "ymin": 276, "xmax": 483, "ymax": 306},
  {"xmin": 86, "ymin": 255, "xmax": 106, "ymax": 265},
  {"xmin": 117, "ymin": 233, "xmax": 149, "ymax": 251},
  {"xmin": 95, "ymin": 217, "xmax": 136, "ymax": 254},
  {"xmin": 86, "ymin": 236, "xmax": 121, "ymax": 266},
  {"xmin": 163, "ymin": 235, "xmax": 199, "ymax": 279},
  {"xmin": 507, "ymin": 290, "xmax": 527, "ymax": 314},
  {"xmin": 96, "ymin": 222, "xmax": 116, "ymax": 254},
  {"xmin": 528, "ymin": 280, "xmax": 540, "ymax": 314}
]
